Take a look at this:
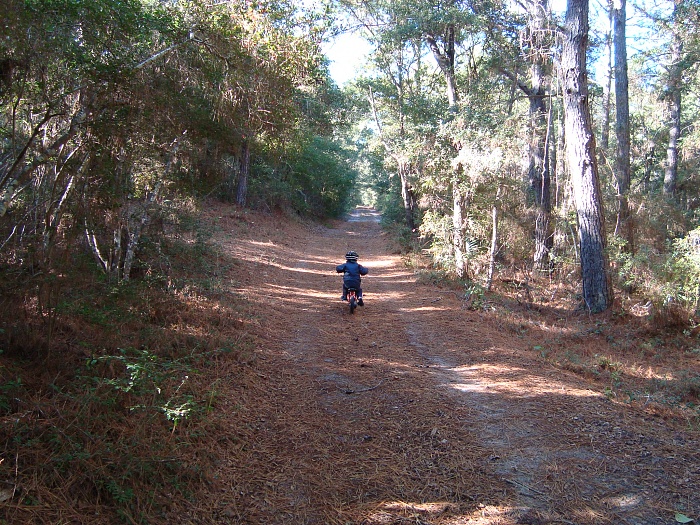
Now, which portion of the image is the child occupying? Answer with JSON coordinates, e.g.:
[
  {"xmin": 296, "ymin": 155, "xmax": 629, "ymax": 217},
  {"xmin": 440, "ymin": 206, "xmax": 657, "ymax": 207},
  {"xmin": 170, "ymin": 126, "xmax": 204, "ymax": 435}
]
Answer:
[{"xmin": 336, "ymin": 250, "xmax": 369, "ymax": 305}]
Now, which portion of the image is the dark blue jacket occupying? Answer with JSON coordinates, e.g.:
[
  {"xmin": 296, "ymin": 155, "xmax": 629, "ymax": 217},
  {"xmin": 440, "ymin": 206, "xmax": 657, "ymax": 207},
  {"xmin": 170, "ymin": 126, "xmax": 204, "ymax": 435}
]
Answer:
[{"xmin": 336, "ymin": 261, "xmax": 368, "ymax": 288}]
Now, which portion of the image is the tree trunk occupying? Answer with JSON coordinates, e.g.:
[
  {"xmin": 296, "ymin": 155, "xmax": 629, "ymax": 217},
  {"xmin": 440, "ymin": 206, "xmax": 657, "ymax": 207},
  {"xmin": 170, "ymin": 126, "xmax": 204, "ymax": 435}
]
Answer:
[
  {"xmin": 42, "ymin": 152, "xmax": 90, "ymax": 266},
  {"xmin": 526, "ymin": 0, "xmax": 553, "ymax": 271},
  {"xmin": 425, "ymin": 25, "xmax": 458, "ymax": 108},
  {"xmin": 642, "ymin": 141, "xmax": 655, "ymax": 193},
  {"xmin": 1, "ymin": 92, "xmax": 91, "ymax": 217},
  {"xmin": 487, "ymin": 190, "xmax": 500, "ymax": 291},
  {"xmin": 664, "ymin": 25, "xmax": 682, "ymax": 198},
  {"xmin": 223, "ymin": 154, "xmax": 238, "ymax": 202},
  {"xmin": 600, "ymin": 2, "xmax": 613, "ymax": 152},
  {"xmin": 452, "ymin": 178, "xmax": 466, "ymax": 278},
  {"xmin": 122, "ymin": 135, "xmax": 181, "ymax": 281},
  {"xmin": 398, "ymin": 159, "xmax": 416, "ymax": 231},
  {"xmin": 236, "ymin": 138, "xmax": 250, "ymax": 207},
  {"xmin": 529, "ymin": 80, "xmax": 553, "ymax": 270},
  {"xmin": 122, "ymin": 180, "xmax": 162, "ymax": 281},
  {"xmin": 562, "ymin": 0, "xmax": 613, "ymax": 313},
  {"xmin": 613, "ymin": 0, "xmax": 633, "ymax": 251},
  {"xmin": 426, "ymin": 24, "xmax": 465, "ymax": 274}
]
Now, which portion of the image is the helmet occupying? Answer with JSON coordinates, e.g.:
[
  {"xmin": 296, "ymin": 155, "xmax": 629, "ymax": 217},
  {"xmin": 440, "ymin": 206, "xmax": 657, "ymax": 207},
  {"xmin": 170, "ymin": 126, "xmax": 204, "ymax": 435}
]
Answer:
[{"xmin": 345, "ymin": 250, "xmax": 359, "ymax": 262}]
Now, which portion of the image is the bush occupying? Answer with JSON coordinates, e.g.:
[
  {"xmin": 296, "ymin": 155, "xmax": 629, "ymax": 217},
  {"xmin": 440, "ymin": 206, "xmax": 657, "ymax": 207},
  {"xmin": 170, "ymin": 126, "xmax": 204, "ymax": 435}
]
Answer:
[{"xmin": 669, "ymin": 228, "xmax": 700, "ymax": 313}]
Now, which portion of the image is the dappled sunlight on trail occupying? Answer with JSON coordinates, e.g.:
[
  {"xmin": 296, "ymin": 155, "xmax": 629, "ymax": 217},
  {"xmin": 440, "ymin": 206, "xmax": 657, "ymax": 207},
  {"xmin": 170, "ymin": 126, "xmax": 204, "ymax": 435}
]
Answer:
[
  {"xmin": 399, "ymin": 305, "xmax": 452, "ymax": 313},
  {"xmin": 209, "ymin": 203, "xmax": 700, "ymax": 525},
  {"xmin": 448, "ymin": 365, "xmax": 601, "ymax": 399}
]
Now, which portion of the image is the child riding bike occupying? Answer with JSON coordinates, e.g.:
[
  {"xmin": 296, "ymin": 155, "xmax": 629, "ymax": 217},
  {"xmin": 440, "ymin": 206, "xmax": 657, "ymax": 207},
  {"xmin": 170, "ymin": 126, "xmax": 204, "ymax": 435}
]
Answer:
[{"xmin": 336, "ymin": 250, "xmax": 368, "ymax": 306}]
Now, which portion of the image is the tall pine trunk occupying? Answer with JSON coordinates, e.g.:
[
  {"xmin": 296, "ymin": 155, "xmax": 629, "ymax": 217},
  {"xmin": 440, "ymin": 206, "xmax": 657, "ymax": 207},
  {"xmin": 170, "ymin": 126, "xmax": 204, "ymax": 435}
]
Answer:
[
  {"xmin": 527, "ymin": 0, "xmax": 553, "ymax": 271},
  {"xmin": 562, "ymin": 0, "xmax": 614, "ymax": 313},
  {"xmin": 600, "ymin": 1, "xmax": 613, "ymax": 153},
  {"xmin": 529, "ymin": 77, "xmax": 553, "ymax": 271},
  {"xmin": 613, "ymin": 0, "xmax": 633, "ymax": 251},
  {"xmin": 664, "ymin": 22, "xmax": 683, "ymax": 198}
]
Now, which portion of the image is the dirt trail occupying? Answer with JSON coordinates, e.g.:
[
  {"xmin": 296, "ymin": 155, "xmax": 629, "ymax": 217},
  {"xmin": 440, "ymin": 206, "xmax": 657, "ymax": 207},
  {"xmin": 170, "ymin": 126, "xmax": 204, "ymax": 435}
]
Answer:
[{"xmin": 209, "ymin": 206, "xmax": 699, "ymax": 525}]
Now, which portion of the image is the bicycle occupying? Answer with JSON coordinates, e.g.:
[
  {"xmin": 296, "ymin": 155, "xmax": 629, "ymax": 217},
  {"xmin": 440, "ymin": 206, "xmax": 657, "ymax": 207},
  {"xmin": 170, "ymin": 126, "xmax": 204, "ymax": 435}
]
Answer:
[{"xmin": 346, "ymin": 288, "xmax": 358, "ymax": 314}]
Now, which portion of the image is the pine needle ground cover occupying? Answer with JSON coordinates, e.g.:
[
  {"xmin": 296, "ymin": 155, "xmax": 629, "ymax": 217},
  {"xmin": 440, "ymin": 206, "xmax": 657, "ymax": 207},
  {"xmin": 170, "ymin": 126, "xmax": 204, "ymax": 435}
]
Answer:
[{"xmin": 1, "ymin": 200, "xmax": 699, "ymax": 524}]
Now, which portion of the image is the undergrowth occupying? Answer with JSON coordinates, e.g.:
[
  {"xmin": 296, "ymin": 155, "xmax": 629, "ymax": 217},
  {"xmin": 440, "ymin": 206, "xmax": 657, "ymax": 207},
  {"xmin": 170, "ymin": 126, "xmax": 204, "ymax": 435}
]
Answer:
[
  {"xmin": 390, "ymin": 223, "xmax": 700, "ymax": 427},
  {"xmin": 0, "ymin": 201, "xmax": 252, "ymax": 524}
]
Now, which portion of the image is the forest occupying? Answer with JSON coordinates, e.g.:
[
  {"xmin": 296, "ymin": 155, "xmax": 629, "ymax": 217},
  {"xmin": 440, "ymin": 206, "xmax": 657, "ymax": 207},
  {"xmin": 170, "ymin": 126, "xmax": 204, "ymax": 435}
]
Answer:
[
  {"xmin": 1, "ymin": 0, "xmax": 700, "ymax": 523},
  {"xmin": 1, "ymin": 0, "xmax": 699, "ymax": 316}
]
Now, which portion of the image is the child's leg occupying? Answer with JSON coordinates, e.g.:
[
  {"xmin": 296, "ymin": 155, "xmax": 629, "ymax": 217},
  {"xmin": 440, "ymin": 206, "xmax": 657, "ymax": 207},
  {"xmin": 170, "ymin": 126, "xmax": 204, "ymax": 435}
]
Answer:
[{"xmin": 341, "ymin": 284, "xmax": 347, "ymax": 300}]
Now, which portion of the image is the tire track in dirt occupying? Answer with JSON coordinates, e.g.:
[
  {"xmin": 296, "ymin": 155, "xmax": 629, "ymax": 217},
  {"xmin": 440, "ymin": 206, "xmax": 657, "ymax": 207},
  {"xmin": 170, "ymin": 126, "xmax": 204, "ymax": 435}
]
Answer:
[{"xmin": 211, "ymin": 206, "xmax": 699, "ymax": 525}]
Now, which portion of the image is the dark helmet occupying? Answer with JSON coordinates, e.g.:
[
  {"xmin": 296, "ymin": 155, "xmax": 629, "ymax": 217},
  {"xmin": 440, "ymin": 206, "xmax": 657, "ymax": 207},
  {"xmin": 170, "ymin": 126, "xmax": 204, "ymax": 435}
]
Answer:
[{"xmin": 345, "ymin": 250, "xmax": 359, "ymax": 262}]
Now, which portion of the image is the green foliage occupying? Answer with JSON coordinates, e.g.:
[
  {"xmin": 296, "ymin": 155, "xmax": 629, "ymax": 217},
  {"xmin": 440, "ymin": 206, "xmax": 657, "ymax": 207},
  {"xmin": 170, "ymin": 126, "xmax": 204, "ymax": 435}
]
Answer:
[
  {"xmin": 86, "ymin": 347, "xmax": 199, "ymax": 429},
  {"xmin": 608, "ymin": 227, "xmax": 700, "ymax": 320},
  {"xmin": 251, "ymin": 136, "xmax": 356, "ymax": 217},
  {"xmin": 464, "ymin": 281, "xmax": 486, "ymax": 310},
  {"xmin": 669, "ymin": 228, "xmax": 700, "ymax": 311},
  {"xmin": 0, "ymin": 377, "xmax": 22, "ymax": 414},
  {"xmin": 1, "ymin": 343, "xmax": 214, "ymax": 521},
  {"xmin": 417, "ymin": 119, "xmax": 523, "ymax": 278},
  {"xmin": 378, "ymin": 185, "xmax": 414, "ymax": 225},
  {"xmin": 0, "ymin": 0, "xmax": 340, "ymax": 293},
  {"xmin": 675, "ymin": 512, "xmax": 695, "ymax": 524}
]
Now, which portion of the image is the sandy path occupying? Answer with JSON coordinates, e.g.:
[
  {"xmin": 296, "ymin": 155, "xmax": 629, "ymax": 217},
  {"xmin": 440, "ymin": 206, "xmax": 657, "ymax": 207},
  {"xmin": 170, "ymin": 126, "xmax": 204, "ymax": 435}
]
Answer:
[{"xmin": 209, "ymin": 206, "xmax": 699, "ymax": 525}]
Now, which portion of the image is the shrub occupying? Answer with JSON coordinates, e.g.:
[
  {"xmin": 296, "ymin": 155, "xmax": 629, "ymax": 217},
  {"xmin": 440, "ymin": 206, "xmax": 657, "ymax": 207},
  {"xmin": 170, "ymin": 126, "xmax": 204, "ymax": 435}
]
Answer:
[{"xmin": 669, "ymin": 228, "xmax": 700, "ymax": 313}]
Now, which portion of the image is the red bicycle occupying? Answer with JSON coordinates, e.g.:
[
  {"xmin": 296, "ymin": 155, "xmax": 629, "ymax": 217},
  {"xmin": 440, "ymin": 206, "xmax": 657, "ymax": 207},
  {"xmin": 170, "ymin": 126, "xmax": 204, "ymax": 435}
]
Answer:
[{"xmin": 346, "ymin": 288, "xmax": 358, "ymax": 314}]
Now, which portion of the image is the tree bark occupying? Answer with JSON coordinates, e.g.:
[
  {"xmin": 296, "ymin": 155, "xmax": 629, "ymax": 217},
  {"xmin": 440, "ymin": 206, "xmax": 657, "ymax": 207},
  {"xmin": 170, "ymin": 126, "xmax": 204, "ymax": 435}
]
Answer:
[
  {"xmin": 487, "ymin": 190, "xmax": 500, "ymax": 291},
  {"xmin": 528, "ymin": 72, "xmax": 553, "ymax": 271},
  {"xmin": 42, "ymin": 151, "xmax": 90, "ymax": 265},
  {"xmin": 425, "ymin": 22, "xmax": 464, "ymax": 274},
  {"xmin": 613, "ymin": 0, "xmax": 633, "ymax": 251},
  {"xmin": 399, "ymin": 159, "xmax": 416, "ymax": 231},
  {"xmin": 236, "ymin": 138, "xmax": 250, "ymax": 207},
  {"xmin": 600, "ymin": 1, "xmax": 613, "ymax": 152},
  {"xmin": 0, "ymin": 93, "xmax": 91, "ymax": 217},
  {"xmin": 425, "ymin": 25, "xmax": 458, "ymax": 108},
  {"xmin": 122, "ymin": 180, "xmax": 162, "ymax": 282},
  {"xmin": 521, "ymin": 0, "xmax": 554, "ymax": 270},
  {"xmin": 562, "ymin": 0, "xmax": 614, "ymax": 313},
  {"xmin": 663, "ymin": 21, "xmax": 683, "ymax": 198},
  {"xmin": 642, "ymin": 140, "xmax": 655, "ymax": 193},
  {"xmin": 122, "ymin": 134, "xmax": 182, "ymax": 281},
  {"xmin": 452, "ymin": 178, "xmax": 466, "ymax": 278}
]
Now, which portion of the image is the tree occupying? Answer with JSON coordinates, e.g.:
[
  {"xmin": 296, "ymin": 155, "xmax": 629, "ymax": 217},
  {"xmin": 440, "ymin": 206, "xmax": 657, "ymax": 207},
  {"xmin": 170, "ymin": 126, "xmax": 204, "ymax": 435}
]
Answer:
[
  {"xmin": 498, "ymin": 0, "xmax": 554, "ymax": 271},
  {"xmin": 523, "ymin": 0, "xmax": 554, "ymax": 271},
  {"xmin": 613, "ymin": 0, "xmax": 633, "ymax": 251},
  {"xmin": 561, "ymin": 0, "xmax": 614, "ymax": 312},
  {"xmin": 599, "ymin": 1, "xmax": 613, "ymax": 152},
  {"xmin": 340, "ymin": 1, "xmax": 429, "ymax": 232},
  {"xmin": 0, "ymin": 0, "xmax": 335, "ymax": 283},
  {"xmin": 338, "ymin": 0, "xmax": 491, "ymax": 244},
  {"xmin": 663, "ymin": 0, "xmax": 683, "ymax": 198},
  {"xmin": 635, "ymin": 0, "xmax": 700, "ymax": 204},
  {"xmin": 390, "ymin": 0, "xmax": 506, "ymax": 276}
]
